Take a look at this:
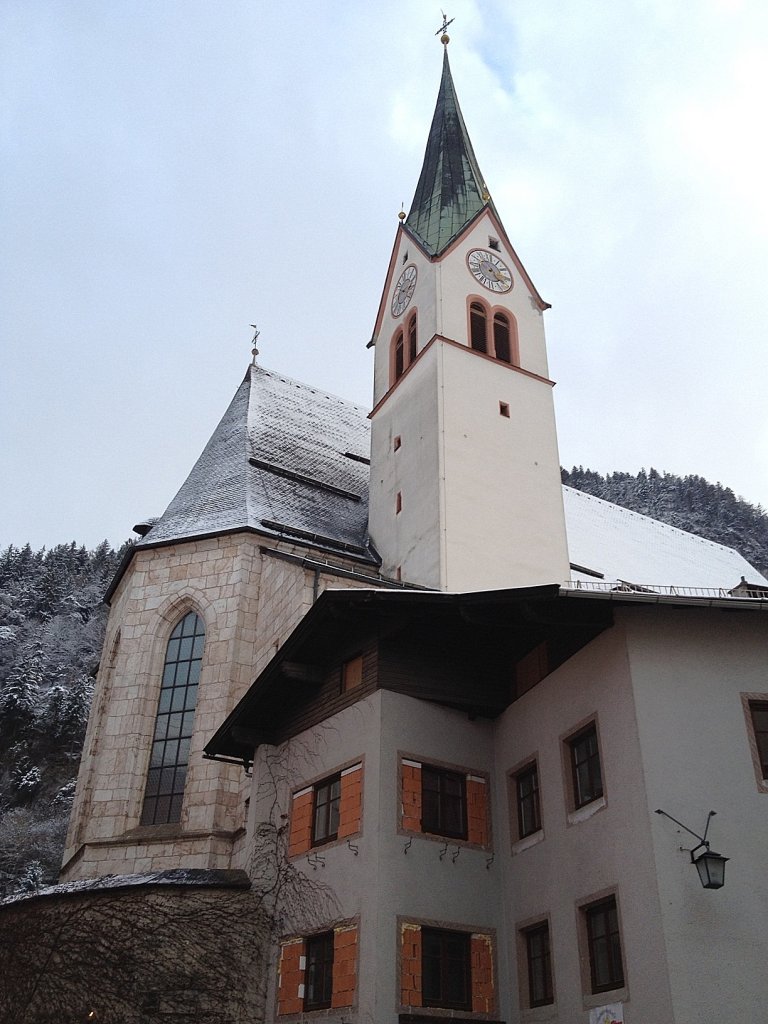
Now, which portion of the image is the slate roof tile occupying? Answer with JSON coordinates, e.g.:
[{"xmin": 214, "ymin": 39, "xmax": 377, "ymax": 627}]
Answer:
[{"xmin": 137, "ymin": 365, "xmax": 766, "ymax": 591}]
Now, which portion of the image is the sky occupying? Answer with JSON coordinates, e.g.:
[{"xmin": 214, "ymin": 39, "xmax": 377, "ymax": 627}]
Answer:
[{"xmin": 2, "ymin": 0, "xmax": 768, "ymax": 551}]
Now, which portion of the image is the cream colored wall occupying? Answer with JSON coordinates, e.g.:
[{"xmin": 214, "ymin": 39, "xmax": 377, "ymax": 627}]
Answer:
[
  {"xmin": 369, "ymin": 336, "xmax": 569, "ymax": 591},
  {"xmin": 372, "ymin": 210, "xmax": 550, "ymax": 407},
  {"xmin": 372, "ymin": 228, "xmax": 436, "ymax": 407},
  {"xmin": 62, "ymin": 534, "xmax": 380, "ymax": 881},
  {"xmin": 249, "ymin": 693, "xmax": 384, "ymax": 1023},
  {"xmin": 624, "ymin": 607, "xmax": 768, "ymax": 1023},
  {"xmin": 369, "ymin": 342, "xmax": 443, "ymax": 588},
  {"xmin": 369, "ymin": 212, "xmax": 569, "ymax": 592},
  {"xmin": 250, "ymin": 689, "xmax": 505, "ymax": 1024},
  {"xmin": 440, "ymin": 341, "xmax": 569, "ymax": 591},
  {"xmin": 493, "ymin": 622, "xmax": 675, "ymax": 1023}
]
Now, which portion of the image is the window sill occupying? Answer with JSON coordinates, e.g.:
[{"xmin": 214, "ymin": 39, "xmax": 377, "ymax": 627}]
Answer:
[
  {"xmin": 519, "ymin": 1003, "xmax": 558, "ymax": 1022},
  {"xmin": 399, "ymin": 1016, "xmax": 506, "ymax": 1023},
  {"xmin": 568, "ymin": 795, "xmax": 606, "ymax": 826},
  {"xmin": 397, "ymin": 827, "xmax": 491, "ymax": 853},
  {"xmin": 512, "ymin": 829, "xmax": 545, "ymax": 856},
  {"xmin": 581, "ymin": 988, "xmax": 628, "ymax": 1012}
]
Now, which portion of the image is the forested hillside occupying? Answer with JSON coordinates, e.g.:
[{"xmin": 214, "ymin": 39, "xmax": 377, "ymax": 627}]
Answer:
[
  {"xmin": 1, "ymin": 467, "xmax": 767, "ymax": 895},
  {"xmin": 0, "ymin": 542, "xmax": 129, "ymax": 896},
  {"xmin": 562, "ymin": 467, "xmax": 768, "ymax": 575}
]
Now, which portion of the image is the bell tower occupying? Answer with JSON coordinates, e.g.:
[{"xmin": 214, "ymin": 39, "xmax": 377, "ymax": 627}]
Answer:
[{"xmin": 368, "ymin": 38, "xmax": 569, "ymax": 592}]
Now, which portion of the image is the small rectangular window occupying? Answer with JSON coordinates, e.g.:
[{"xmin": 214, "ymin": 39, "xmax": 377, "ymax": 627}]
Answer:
[
  {"xmin": 342, "ymin": 654, "xmax": 363, "ymax": 692},
  {"xmin": 585, "ymin": 896, "xmax": 624, "ymax": 993},
  {"xmin": 304, "ymin": 931, "xmax": 335, "ymax": 1010},
  {"xmin": 749, "ymin": 701, "xmax": 768, "ymax": 778},
  {"xmin": 488, "ymin": 236, "xmax": 500, "ymax": 251},
  {"xmin": 569, "ymin": 723, "xmax": 603, "ymax": 808},
  {"xmin": 499, "ymin": 401, "xmax": 510, "ymax": 418},
  {"xmin": 524, "ymin": 922, "xmax": 553, "ymax": 1007},
  {"xmin": 312, "ymin": 774, "xmax": 341, "ymax": 846},
  {"xmin": 393, "ymin": 435, "xmax": 402, "ymax": 451},
  {"xmin": 396, "ymin": 491, "xmax": 402, "ymax": 514},
  {"xmin": 422, "ymin": 927, "xmax": 471, "ymax": 1010},
  {"xmin": 422, "ymin": 765, "xmax": 467, "ymax": 839},
  {"xmin": 515, "ymin": 762, "xmax": 541, "ymax": 838}
]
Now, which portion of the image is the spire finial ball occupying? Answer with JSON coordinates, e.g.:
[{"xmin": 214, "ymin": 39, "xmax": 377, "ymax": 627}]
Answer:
[
  {"xmin": 398, "ymin": 210, "xmax": 406, "ymax": 221},
  {"xmin": 441, "ymin": 33, "xmax": 450, "ymax": 45}
]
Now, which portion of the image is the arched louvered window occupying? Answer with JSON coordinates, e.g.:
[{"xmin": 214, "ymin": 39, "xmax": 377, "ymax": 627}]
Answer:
[
  {"xmin": 394, "ymin": 330, "xmax": 405, "ymax": 382},
  {"xmin": 407, "ymin": 311, "xmax": 418, "ymax": 364},
  {"xmin": 470, "ymin": 302, "xmax": 488, "ymax": 353},
  {"xmin": 141, "ymin": 611, "xmax": 205, "ymax": 826},
  {"xmin": 493, "ymin": 313, "xmax": 511, "ymax": 363}
]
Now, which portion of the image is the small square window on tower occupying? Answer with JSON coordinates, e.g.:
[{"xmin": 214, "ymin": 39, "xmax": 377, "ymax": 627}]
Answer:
[
  {"xmin": 488, "ymin": 236, "xmax": 500, "ymax": 251},
  {"xmin": 499, "ymin": 402, "xmax": 510, "ymax": 418}
]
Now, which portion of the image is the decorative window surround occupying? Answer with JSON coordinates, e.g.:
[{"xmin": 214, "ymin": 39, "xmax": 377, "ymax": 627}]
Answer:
[{"xmin": 288, "ymin": 762, "xmax": 363, "ymax": 858}]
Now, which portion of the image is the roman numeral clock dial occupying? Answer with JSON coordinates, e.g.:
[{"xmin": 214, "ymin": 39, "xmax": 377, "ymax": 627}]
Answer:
[
  {"xmin": 467, "ymin": 249, "xmax": 513, "ymax": 292},
  {"xmin": 391, "ymin": 265, "xmax": 417, "ymax": 317}
]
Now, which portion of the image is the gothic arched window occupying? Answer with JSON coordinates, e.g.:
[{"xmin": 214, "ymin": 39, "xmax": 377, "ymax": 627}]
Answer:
[{"xmin": 140, "ymin": 611, "xmax": 205, "ymax": 826}]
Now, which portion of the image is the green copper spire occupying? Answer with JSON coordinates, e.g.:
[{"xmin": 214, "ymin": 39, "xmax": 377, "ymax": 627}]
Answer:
[{"xmin": 406, "ymin": 48, "xmax": 489, "ymax": 256}]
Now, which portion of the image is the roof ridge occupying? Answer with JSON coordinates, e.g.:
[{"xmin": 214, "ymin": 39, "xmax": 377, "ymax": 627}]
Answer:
[{"xmin": 251, "ymin": 363, "xmax": 369, "ymax": 415}]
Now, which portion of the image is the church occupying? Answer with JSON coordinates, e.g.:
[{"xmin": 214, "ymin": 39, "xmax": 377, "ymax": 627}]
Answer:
[{"xmin": 58, "ymin": 33, "xmax": 768, "ymax": 1024}]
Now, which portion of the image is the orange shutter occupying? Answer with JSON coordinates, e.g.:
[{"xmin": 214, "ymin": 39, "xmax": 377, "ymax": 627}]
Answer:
[
  {"xmin": 400, "ymin": 923, "xmax": 422, "ymax": 1007},
  {"xmin": 471, "ymin": 933, "xmax": 494, "ymax": 1013},
  {"xmin": 466, "ymin": 776, "xmax": 489, "ymax": 846},
  {"xmin": 338, "ymin": 764, "xmax": 363, "ymax": 839},
  {"xmin": 277, "ymin": 938, "xmax": 305, "ymax": 1016},
  {"xmin": 331, "ymin": 924, "xmax": 358, "ymax": 1007},
  {"xmin": 342, "ymin": 655, "xmax": 364, "ymax": 691},
  {"xmin": 401, "ymin": 760, "xmax": 422, "ymax": 832},
  {"xmin": 288, "ymin": 788, "xmax": 313, "ymax": 857}
]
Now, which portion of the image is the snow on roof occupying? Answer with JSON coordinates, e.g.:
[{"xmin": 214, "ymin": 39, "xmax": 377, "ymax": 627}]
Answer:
[
  {"xmin": 563, "ymin": 485, "xmax": 767, "ymax": 590},
  {"xmin": 137, "ymin": 365, "xmax": 376, "ymax": 561},
  {"xmin": 133, "ymin": 365, "xmax": 766, "ymax": 592},
  {"xmin": 1, "ymin": 868, "xmax": 251, "ymax": 907}
]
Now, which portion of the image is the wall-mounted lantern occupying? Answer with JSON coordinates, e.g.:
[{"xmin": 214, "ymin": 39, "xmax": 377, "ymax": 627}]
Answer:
[{"xmin": 655, "ymin": 809, "xmax": 729, "ymax": 890}]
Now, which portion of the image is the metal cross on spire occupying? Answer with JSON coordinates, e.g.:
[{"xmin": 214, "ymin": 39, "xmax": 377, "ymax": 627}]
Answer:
[
  {"xmin": 436, "ymin": 11, "xmax": 454, "ymax": 44},
  {"xmin": 250, "ymin": 324, "xmax": 260, "ymax": 365}
]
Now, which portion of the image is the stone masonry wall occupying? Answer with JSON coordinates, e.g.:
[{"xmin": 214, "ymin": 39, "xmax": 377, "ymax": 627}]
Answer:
[
  {"xmin": 62, "ymin": 534, "xmax": 266, "ymax": 879},
  {"xmin": 63, "ymin": 534, "xmax": 384, "ymax": 882}
]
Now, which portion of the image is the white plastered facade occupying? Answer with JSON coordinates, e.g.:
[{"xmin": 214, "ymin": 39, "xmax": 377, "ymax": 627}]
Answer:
[{"xmin": 369, "ymin": 209, "xmax": 570, "ymax": 592}]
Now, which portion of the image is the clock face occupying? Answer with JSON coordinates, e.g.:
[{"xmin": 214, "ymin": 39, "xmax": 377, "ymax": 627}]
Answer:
[
  {"xmin": 467, "ymin": 249, "xmax": 513, "ymax": 293},
  {"xmin": 391, "ymin": 265, "xmax": 417, "ymax": 317}
]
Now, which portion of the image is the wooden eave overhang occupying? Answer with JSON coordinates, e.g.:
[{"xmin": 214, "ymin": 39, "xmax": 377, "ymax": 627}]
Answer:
[{"xmin": 203, "ymin": 585, "xmax": 615, "ymax": 765}]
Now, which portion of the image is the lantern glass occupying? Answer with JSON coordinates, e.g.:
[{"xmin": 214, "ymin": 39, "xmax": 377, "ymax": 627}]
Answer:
[{"xmin": 693, "ymin": 849, "xmax": 728, "ymax": 889}]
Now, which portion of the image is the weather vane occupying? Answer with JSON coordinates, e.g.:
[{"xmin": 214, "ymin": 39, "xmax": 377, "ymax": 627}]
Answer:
[
  {"xmin": 436, "ymin": 11, "xmax": 454, "ymax": 44},
  {"xmin": 250, "ymin": 324, "xmax": 260, "ymax": 365}
]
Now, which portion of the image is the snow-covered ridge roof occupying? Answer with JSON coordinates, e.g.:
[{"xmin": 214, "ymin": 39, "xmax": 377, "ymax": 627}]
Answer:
[
  {"xmin": 130, "ymin": 366, "xmax": 766, "ymax": 593},
  {"xmin": 1, "ymin": 867, "xmax": 250, "ymax": 907},
  {"xmin": 563, "ymin": 486, "xmax": 767, "ymax": 590},
  {"xmin": 137, "ymin": 365, "xmax": 376, "ymax": 562}
]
